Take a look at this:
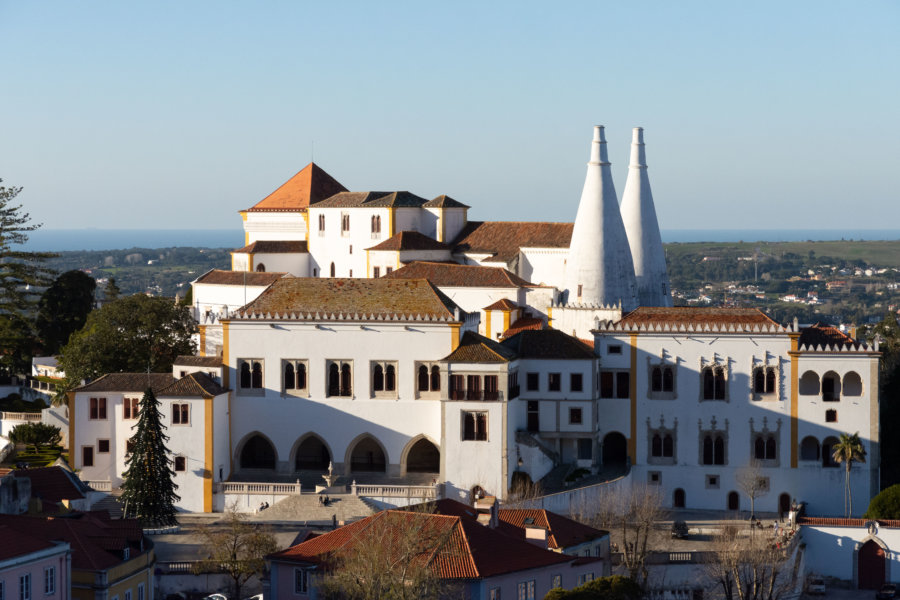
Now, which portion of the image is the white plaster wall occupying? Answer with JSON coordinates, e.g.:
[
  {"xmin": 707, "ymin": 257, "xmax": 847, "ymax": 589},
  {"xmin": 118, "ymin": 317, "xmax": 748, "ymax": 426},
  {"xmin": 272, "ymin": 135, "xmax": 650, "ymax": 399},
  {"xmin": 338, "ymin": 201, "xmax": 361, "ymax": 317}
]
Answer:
[
  {"xmin": 365, "ymin": 250, "xmax": 400, "ymax": 277},
  {"xmin": 434, "ymin": 286, "xmax": 519, "ymax": 317},
  {"xmin": 244, "ymin": 212, "xmax": 307, "ymax": 244},
  {"xmin": 800, "ymin": 525, "xmax": 900, "ymax": 583},
  {"xmin": 520, "ymin": 248, "xmax": 568, "ymax": 288},
  {"xmin": 439, "ymin": 208, "xmax": 467, "ymax": 243},
  {"xmin": 161, "ymin": 394, "xmax": 209, "ymax": 513},
  {"xmin": 442, "ymin": 399, "xmax": 506, "ymax": 499},
  {"xmin": 552, "ymin": 305, "xmax": 623, "ymax": 340},
  {"xmin": 307, "ymin": 207, "xmax": 391, "ymax": 279},
  {"xmin": 226, "ymin": 320, "xmax": 455, "ymax": 476},
  {"xmin": 213, "ymin": 394, "xmax": 231, "ymax": 486},
  {"xmin": 250, "ymin": 252, "xmax": 310, "ymax": 277},
  {"xmin": 193, "ymin": 282, "xmax": 274, "ymax": 316}
]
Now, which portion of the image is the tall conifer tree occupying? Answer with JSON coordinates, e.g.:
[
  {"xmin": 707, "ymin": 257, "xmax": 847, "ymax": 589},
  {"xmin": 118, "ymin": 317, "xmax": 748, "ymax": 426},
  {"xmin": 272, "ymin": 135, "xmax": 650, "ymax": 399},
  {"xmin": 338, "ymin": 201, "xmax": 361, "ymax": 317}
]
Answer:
[{"xmin": 120, "ymin": 387, "xmax": 180, "ymax": 526}]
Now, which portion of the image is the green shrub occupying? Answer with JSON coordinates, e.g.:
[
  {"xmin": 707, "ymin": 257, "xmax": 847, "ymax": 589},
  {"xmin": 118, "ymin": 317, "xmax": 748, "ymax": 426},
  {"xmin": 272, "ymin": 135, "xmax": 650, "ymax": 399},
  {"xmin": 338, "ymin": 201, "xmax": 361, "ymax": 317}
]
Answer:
[
  {"xmin": 865, "ymin": 484, "xmax": 900, "ymax": 519},
  {"xmin": 542, "ymin": 575, "xmax": 641, "ymax": 600}
]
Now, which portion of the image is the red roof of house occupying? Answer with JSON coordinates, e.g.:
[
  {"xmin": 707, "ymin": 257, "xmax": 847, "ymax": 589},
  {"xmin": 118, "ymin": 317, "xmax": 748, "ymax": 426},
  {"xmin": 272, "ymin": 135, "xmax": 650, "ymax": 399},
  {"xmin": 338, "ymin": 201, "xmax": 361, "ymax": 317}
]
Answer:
[
  {"xmin": 616, "ymin": 307, "xmax": 779, "ymax": 329},
  {"xmin": 269, "ymin": 508, "xmax": 573, "ymax": 578},
  {"xmin": 384, "ymin": 261, "xmax": 535, "ymax": 288},
  {"xmin": 368, "ymin": 231, "xmax": 448, "ymax": 252},
  {"xmin": 501, "ymin": 317, "xmax": 545, "ymax": 339},
  {"xmin": 451, "ymin": 221, "xmax": 573, "ymax": 263},
  {"xmin": 484, "ymin": 299, "xmax": 518, "ymax": 311},
  {"xmin": 233, "ymin": 240, "xmax": 308, "ymax": 254},
  {"xmin": 498, "ymin": 509, "xmax": 607, "ymax": 550},
  {"xmin": 247, "ymin": 163, "xmax": 347, "ymax": 212},
  {"xmin": 0, "ymin": 525, "xmax": 62, "ymax": 561},
  {"xmin": 11, "ymin": 466, "xmax": 87, "ymax": 502},
  {"xmin": 799, "ymin": 324, "xmax": 861, "ymax": 349},
  {"xmin": 194, "ymin": 269, "xmax": 286, "ymax": 287}
]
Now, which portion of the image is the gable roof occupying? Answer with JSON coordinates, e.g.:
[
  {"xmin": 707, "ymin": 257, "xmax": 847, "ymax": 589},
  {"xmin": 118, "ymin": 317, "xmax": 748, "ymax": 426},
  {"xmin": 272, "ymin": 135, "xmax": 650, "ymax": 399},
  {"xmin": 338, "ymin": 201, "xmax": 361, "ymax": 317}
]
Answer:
[
  {"xmin": 501, "ymin": 329, "xmax": 595, "ymax": 360},
  {"xmin": 233, "ymin": 240, "xmax": 308, "ymax": 254},
  {"xmin": 314, "ymin": 191, "xmax": 428, "ymax": 208},
  {"xmin": 158, "ymin": 372, "xmax": 228, "ymax": 398},
  {"xmin": 501, "ymin": 317, "xmax": 545, "ymax": 339},
  {"xmin": 484, "ymin": 299, "xmax": 518, "ymax": 311},
  {"xmin": 247, "ymin": 163, "xmax": 348, "ymax": 212},
  {"xmin": 0, "ymin": 525, "xmax": 62, "ymax": 562},
  {"xmin": 443, "ymin": 331, "xmax": 517, "ymax": 363},
  {"xmin": 799, "ymin": 324, "xmax": 861, "ymax": 349},
  {"xmin": 451, "ymin": 221, "xmax": 573, "ymax": 263},
  {"xmin": 75, "ymin": 373, "xmax": 176, "ymax": 394},
  {"xmin": 615, "ymin": 307, "xmax": 780, "ymax": 330},
  {"xmin": 498, "ymin": 509, "xmax": 608, "ymax": 550},
  {"xmin": 384, "ymin": 261, "xmax": 534, "ymax": 288},
  {"xmin": 423, "ymin": 195, "xmax": 469, "ymax": 209},
  {"xmin": 236, "ymin": 278, "xmax": 461, "ymax": 322},
  {"xmin": 174, "ymin": 355, "xmax": 222, "ymax": 368},
  {"xmin": 268, "ymin": 508, "xmax": 573, "ymax": 579},
  {"xmin": 367, "ymin": 231, "xmax": 448, "ymax": 252},
  {"xmin": 193, "ymin": 269, "xmax": 286, "ymax": 287},
  {"xmin": 11, "ymin": 466, "xmax": 88, "ymax": 502}
]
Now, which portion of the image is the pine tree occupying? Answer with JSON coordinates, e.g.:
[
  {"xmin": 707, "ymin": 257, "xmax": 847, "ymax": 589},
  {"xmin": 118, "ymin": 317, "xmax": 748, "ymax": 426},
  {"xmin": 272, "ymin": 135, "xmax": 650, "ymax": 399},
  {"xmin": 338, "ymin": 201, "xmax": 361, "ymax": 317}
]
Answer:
[{"xmin": 120, "ymin": 387, "xmax": 180, "ymax": 527}]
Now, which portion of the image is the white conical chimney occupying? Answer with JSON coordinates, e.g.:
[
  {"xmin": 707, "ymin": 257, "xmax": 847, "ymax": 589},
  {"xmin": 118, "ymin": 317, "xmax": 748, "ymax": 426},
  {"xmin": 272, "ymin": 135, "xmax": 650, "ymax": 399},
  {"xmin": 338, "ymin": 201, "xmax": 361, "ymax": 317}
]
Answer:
[
  {"xmin": 621, "ymin": 127, "xmax": 672, "ymax": 307},
  {"xmin": 564, "ymin": 126, "xmax": 637, "ymax": 310}
]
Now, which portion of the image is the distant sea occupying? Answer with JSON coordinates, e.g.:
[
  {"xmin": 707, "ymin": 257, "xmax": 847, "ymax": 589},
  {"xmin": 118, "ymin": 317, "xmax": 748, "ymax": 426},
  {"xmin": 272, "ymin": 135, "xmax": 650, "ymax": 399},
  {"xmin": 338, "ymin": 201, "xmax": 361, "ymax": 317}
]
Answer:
[{"xmin": 18, "ymin": 228, "xmax": 900, "ymax": 252}]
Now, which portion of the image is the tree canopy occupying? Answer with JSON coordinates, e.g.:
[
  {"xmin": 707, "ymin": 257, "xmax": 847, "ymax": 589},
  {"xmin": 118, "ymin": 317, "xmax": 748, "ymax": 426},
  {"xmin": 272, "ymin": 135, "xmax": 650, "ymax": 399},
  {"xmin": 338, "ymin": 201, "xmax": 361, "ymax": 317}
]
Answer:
[
  {"xmin": 35, "ymin": 270, "xmax": 96, "ymax": 355},
  {"xmin": 544, "ymin": 575, "xmax": 642, "ymax": 600},
  {"xmin": 58, "ymin": 293, "xmax": 195, "ymax": 383},
  {"xmin": 0, "ymin": 180, "xmax": 55, "ymax": 374},
  {"xmin": 864, "ymin": 484, "xmax": 900, "ymax": 520}
]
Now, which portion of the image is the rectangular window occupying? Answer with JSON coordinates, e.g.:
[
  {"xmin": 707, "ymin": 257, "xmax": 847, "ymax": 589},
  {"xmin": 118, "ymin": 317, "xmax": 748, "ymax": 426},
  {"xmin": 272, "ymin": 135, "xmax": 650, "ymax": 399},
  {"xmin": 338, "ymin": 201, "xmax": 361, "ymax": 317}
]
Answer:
[
  {"xmin": 578, "ymin": 438, "xmax": 592, "ymax": 460},
  {"xmin": 123, "ymin": 397, "xmax": 140, "ymax": 419},
  {"xmin": 137, "ymin": 585, "xmax": 144, "ymax": 600},
  {"xmin": 82, "ymin": 446, "xmax": 94, "ymax": 467},
  {"xmin": 43, "ymin": 567, "xmax": 54, "ymax": 595},
  {"xmin": 570, "ymin": 373, "xmax": 583, "ymax": 392},
  {"xmin": 484, "ymin": 375, "xmax": 499, "ymax": 400},
  {"xmin": 126, "ymin": 439, "xmax": 135, "ymax": 456},
  {"xmin": 706, "ymin": 474, "xmax": 719, "ymax": 489},
  {"xmin": 548, "ymin": 373, "xmax": 561, "ymax": 392},
  {"xmin": 174, "ymin": 456, "xmax": 186, "ymax": 471},
  {"xmin": 648, "ymin": 470, "xmax": 661, "ymax": 484},
  {"xmin": 489, "ymin": 588, "xmax": 501, "ymax": 600},
  {"xmin": 89, "ymin": 397, "xmax": 107, "ymax": 420},
  {"xmin": 579, "ymin": 573, "xmax": 594, "ymax": 585},
  {"xmin": 551, "ymin": 574, "xmax": 562, "ymax": 589},
  {"xmin": 608, "ymin": 344, "xmax": 622, "ymax": 355},
  {"xmin": 373, "ymin": 267, "xmax": 380, "ymax": 278},
  {"xmin": 616, "ymin": 372, "xmax": 630, "ymax": 399},
  {"xmin": 98, "ymin": 439, "xmax": 110, "ymax": 453},
  {"xmin": 600, "ymin": 372, "xmax": 614, "ymax": 398},
  {"xmin": 172, "ymin": 403, "xmax": 190, "ymax": 425},
  {"xmin": 462, "ymin": 411, "xmax": 488, "ymax": 441},
  {"xmin": 294, "ymin": 568, "xmax": 309, "ymax": 594},
  {"xmin": 526, "ymin": 372, "xmax": 539, "ymax": 391},
  {"xmin": 19, "ymin": 574, "xmax": 30, "ymax": 600},
  {"xmin": 386, "ymin": 267, "xmax": 393, "ymax": 274},
  {"xmin": 569, "ymin": 407, "xmax": 583, "ymax": 425},
  {"xmin": 124, "ymin": 591, "xmax": 132, "ymax": 600}
]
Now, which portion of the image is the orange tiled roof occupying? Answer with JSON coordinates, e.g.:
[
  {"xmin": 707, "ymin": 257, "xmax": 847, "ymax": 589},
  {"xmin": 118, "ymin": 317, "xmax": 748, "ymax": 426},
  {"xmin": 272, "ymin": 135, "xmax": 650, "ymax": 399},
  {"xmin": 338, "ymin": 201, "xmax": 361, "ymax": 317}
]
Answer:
[
  {"xmin": 616, "ymin": 307, "xmax": 779, "ymax": 329},
  {"xmin": 501, "ymin": 317, "xmax": 545, "ymax": 339},
  {"xmin": 484, "ymin": 299, "xmax": 518, "ymax": 311},
  {"xmin": 269, "ymin": 508, "xmax": 573, "ymax": 578},
  {"xmin": 194, "ymin": 269, "xmax": 287, "ymax": 286},
  {"xmin": 75, "ymin": 373, "xmax": 176, "ymax": 393},
  {"xmin": 384, "ymin": 261, "xmax": 535, "ymax": 288},
  {"xmin": 233, "ymin": 240, "xmax": 308, "ymax": 254},
  {"xmin": 368, "ymin": 231, "xmax": 448, "ymax": 252},
  {"xmin": 236, "ymin": 278, "xmax": 461, "ymax": 321},
  {"xmin": 11, "ymin": 466, "xmax": 88, "ymax": 502},
  {"xmin": 799, "ymin": 324, "xmax": 860, "ymax": 349},
  {"xmin": 443, "ymin": 331, "xmax": 517, "ymax": 363},
  {"xmin": 423, "ymin": 195, "xmax": 469, "ymax": 209},
  {"xmin": 798, "ymin": 517, "xmax": 900, "ymax": 528},
  {"xmin": 501, "ymin": 329, "xmax": 595, "ymax": 360},
  {"xmin": 498, "ymin": 509, "xmax": 608, "ymax": 550},
  {"xmin": 451, "ymin": 221, "xmax": 573, "ymax": 263},
  {"xmin": 247, "ymin": 163, "xmax": 347, "ymax": 212},
  {"xmin": 174, "ymin": 355, "xmax": 222, "ymax": 368},
  {"xmin": 158, "ymin": 372, "xmax": 228, "ymax": 398}
]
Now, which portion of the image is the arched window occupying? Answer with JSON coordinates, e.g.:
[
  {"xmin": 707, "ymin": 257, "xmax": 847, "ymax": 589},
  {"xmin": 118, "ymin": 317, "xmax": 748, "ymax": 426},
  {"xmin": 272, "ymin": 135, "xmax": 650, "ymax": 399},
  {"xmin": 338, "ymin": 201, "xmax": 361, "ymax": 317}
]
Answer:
[
  {"xmin": 318, "ymin": 214, "xmax": 325, "ymax": 232},
  {"xmin": 652, "ymin": 434, "xmax": 662, "ymax": 457},
  {"xmin": 240, "ymin": 362, "xmax": 251, "ymax": 388},
  {"xmin": 296, "ymin": 363, "xmax": 307, "ymax": 390},
  {"xmin": 330, "ymin": 262, "xmax": 336, "ymax": 278},
  {"xmin": 714, "ymin": 436, "xmax": 725, "ymax": 465},
  {"xmin": 843, "ymin": 371, "xmax": 863, "ymax": 396},
  {"xmin": 373, "ymin": 364, "xmax": 384, "ymax": 391},
  {"xmin": 431, "ymin": 366, "xmax": 441, "ymax": 391},
  {"xmin": 341, "ymin": 363, "xmax": 352, "ymax": 396},
  {"xmin": 702, "ymin": 366, "xmax": 727, "ymax": 400},
  {"xmin": 823, "ymin": 371, "xmax": 840, "ymax": 401},
  {"xmin": 328, "ymin": 363, "xmax": 340, "ymax": 396},
  {"xmin": 662, "ymin": 367, "xmax": 674, "ymax": 392},
  {"xmin": 766, "ymin": 368, "xmax": 776, "ymax": 393},
  {"xmin": 663, "ymin": 434, "xmax": 674, "ymax": 457},
  {"xmin": 284, "ymin": 363, "xmax": 295, "ymax": 390},
  {"xmin": 826, "ymin": 409, "xmax": 837, "ymax": 422},
  {"xmin": 651, "ymin": 367, "xmax": 662, "ymax": 392},
  {"xmin": 256, "ymin": 263, "xmax": 266, "ymax": 272},
  {"xmin": 418, "ymin": 365, "xmax": 429, "ymax": 392},
  {"xmin": 714, "ymin": 367, "xmax": 726, "ymax": 400},
  {"xmin": 753, "ymin": 368, "xmax": 765, "ymax": 393},
  {"xmin": 822, "ymin": 436, "xmax": 840, "ymax": 467},
  {"xmin": 703, "ymin": 436, "xmax": 713, "ymax": 465},
  {"xmin": 800, "ymin": 436, "xmax": 820, "ymax": 461},
  {"xmin": 385, "ymin": 365, "xmax": 396, "ymax": 391},
  {"xmin": 251, "ymin": 361, "xmax": 263, "ymax": 388},
  {"xmin": 766, "ymin": 437, "xmax": 777, "ymax": 459},
  {"xmin": 799, "ymin": 371, "xmax": 820, "ymax": 395},
  {"xmin": 755, "ymin": 437, "xmax": 766, "ymax": 459}
]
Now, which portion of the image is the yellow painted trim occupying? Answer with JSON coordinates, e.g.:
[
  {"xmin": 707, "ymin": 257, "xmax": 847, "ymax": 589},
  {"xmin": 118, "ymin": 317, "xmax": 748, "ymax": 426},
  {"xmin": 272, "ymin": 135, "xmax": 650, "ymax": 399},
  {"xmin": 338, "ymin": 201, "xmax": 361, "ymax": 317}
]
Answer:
[
  {"xmin": 198, "ymin": 325, "xmax": 206, "ymax": 356},
  {"xmin": 240, "ymin": 211, "xmax": 248, "ymax": 221},
  {"xmin": 450, "ymin": 323, "xmax": 461, "ymax": 350},
  {"xmin": 366, "ymin": 251, "xmax": 371, "ymax": 277},
  {"xmin": 245, "ymin": 231, "xmax": 249, "ymax": 245},
  {"xmin": 389, "ymin": 208, "xmax": 395, "ymax": 237},
  {"xmin": 629, "ymin": 333, "xmax": 638, "ymax": 464},
  {"xmin": 485, "ymin": 311, "xmax": 492, "ymax": 337},
  {"xmin": 67, "ymin": 391, "xmax": 75, "ymax": 463},
  {"xmin": 248, "ymin": 253, "xmax": 254, "ymax": 272},
  {"xmin": 222, "ymin": 321, "xmax": 230, "ymax": 388},
  {"xmin": 547, "ymin": 306, "xmax": 553, "ymax": 329},
  {"xmin": 230, "ymin": 252, "xmax": 235, "ymax": 271},
  {"xmin": 789, "ymin": 333, "xmax": 800, "ymax": 468},
  {"xmin": 241, "ymin": 210, "xmax": 250, "ymax": 246},
  {"xmin": 204, "ymin": 395, "xmax": 214, "ymax": 512},
  {"xmin": 502, "ymin": 309, "xmax": 511, "ymax": 332}
]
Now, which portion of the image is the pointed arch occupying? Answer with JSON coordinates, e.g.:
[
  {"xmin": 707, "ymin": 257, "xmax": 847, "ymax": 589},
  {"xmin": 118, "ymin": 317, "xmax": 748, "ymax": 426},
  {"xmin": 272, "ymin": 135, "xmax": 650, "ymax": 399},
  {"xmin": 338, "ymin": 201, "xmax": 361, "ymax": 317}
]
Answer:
[
  {"xmin": 400, "ymin": 434, "xmax": 440, "ymax": 476},
  {"xmin": 344, "ymin": 433, "xmax": 389, "ymax": 474},
  {"xmin": 235, "ymin": 431, "xmax": 279, "ymax": 470},
  {"xmin": 291, "ymin": 433, "xmax": 333, "ymax": 471}
]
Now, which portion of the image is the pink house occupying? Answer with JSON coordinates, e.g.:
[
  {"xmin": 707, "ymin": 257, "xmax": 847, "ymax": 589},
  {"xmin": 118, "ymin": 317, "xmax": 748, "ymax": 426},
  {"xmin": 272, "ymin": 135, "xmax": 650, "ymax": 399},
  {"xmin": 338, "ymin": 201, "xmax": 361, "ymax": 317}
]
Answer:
[{"xmin": 0, "ymin": 524, "xmax": 71, "ymax": 600}]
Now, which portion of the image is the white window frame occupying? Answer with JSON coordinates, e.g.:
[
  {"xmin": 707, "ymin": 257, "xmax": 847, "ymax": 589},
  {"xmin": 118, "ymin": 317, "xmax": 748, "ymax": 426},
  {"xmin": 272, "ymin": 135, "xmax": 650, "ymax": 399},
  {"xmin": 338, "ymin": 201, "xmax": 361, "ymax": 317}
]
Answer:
[
  {"xmin": 282, "ymin": 359, "xmax": 310, "ymax": 397},
  {"xmin": 43, "ymin": 567, "xmax": 54, "ymax": 595},
  {"xmin": 294, "ymin": 568, "xmax": 309, "ymax": 594},
  {"xmin": 237, "ymin": 358, "xmax": 265, "ymax": 395},
  {"xmin": 137, "ymin": 584, "xmax": 144, "ymax": 600},
  {"xmin": 462, "ymin": 411, "xmax": 488, "ymax": 441},
  {"xmin": 19, "ymin": 573, "xmax": 30, "ymax": 600},
  {"xmin": 370, "ymin": 361, "xmax": 399, "ymax": 398}
]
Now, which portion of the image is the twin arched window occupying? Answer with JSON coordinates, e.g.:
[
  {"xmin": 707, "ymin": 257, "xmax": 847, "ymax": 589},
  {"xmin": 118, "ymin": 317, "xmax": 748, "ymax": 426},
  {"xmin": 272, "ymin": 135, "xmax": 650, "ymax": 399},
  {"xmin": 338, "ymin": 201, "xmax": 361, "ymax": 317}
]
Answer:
[
  {"xmin": 702, "ymin": 434, "xmax": 725, "ymax": 465},
  {"xmin": 371, "ymin": 215, "xmax": 382, "ymax": 234},
  {"xmin": 418, "ymin": 365, "xmax": 441, "ymax": 392},
  {"xmin": 754, "ymin": 435, "xmax": 777, "ymax": 460},
  {"xmin": 651, "ymin": 366, "xmax": 674, "ymax": 392},
  {"xmin": 239, "ymin": 360, "xmax": 263, "ymax": 389},
  {"xmin": 373, "ymin": 363, "xmax": 396, "ymax": 392},
  {"xmin": 702, "ymin": 367, "xmax": 727, "ymax": 400},
  {"xmin": 651, "ymin": 433, "xmax": 674, "ymax": 457}
]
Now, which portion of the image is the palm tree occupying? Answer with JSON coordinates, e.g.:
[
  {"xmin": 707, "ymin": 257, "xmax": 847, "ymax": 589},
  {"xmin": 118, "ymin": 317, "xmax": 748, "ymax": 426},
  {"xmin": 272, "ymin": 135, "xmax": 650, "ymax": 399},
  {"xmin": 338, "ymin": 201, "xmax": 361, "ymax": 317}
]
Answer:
[{"xmin": 832, "ymin": 432, "xmax": 867, "ymax": 517}]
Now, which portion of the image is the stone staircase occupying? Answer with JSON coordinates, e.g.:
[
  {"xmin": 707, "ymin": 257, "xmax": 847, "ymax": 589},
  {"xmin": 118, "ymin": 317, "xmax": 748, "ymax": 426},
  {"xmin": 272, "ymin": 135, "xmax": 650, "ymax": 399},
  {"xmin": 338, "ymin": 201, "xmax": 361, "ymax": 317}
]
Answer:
[
  {"xmin": 247, "ymin": 492, "xmax": 373, "ymax": 525},
  {"xmin": 91, "ymin": 489, "xmax": 124, "ymax": 519}
]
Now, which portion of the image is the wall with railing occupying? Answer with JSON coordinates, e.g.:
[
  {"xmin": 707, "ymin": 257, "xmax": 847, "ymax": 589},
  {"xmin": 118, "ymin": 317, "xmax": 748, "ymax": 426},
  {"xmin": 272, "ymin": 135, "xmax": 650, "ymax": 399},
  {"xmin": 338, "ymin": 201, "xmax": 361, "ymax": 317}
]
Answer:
[{"xmin": 0, "ymin": 411, "xmax": 43, "ymax": 437}]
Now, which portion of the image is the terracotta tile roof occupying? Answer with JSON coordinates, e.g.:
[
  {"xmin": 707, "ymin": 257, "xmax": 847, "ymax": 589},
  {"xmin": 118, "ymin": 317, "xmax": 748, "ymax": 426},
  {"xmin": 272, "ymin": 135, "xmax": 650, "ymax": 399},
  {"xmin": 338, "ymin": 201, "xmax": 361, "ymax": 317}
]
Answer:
[
  {"xmin": 484, "ymin": 299, "xmax": 518, "ymax": 311},
  {"xmin": 451, "ymin": 221, "xmax": 573, "ymax": 263},
  {"xmin": 12, "ymin": 466, "xmax": 88, "ymax": 502},
  {"xmin": 501, "ymin": 329, "xmax": 595, "ymax": 360},
  {"xmin": 233, "ymin": 240, "xmax": 308, "ymax": 254},
  {"xmin": 799, "ymin": 324, "xmax": 861, "ymax": 349},
  {"xmin": 0, "ymin": 525, "xmax": 60, "ymax": 561},
  {"xmin": 367, "ymin": 231, "xmax": 448, "ymax": 252},
  {"xmin": 247, "ymin": 163, "xmax": 347, "ymax": 212},
  {"xmin": 797, "ymin": 517, "xmax": 900, "ymax": 528},
  {"xmin": 75, "ymin": 373, "xmax": 176, "ymax": 394},
  {"xmin": 384, "ymin": 261, "xmax": 534, "ymax": 288},
  {"xmin": 159, "ymin": 372, "xmax": 228, "ymax": 398},
  {"xmin": 194, "ymin": 269, "xmax": 286, "ymax": 287},
  {"xmin": 174, "ymin": 355, "xmax": 222, "ymax": 368},
  {"xmin": 443, "ymin": 331, "xmax": 517, "ymax": 363},
  {"xmin": 269, "ymin": 508, "xmax": 572, "ymax": 578},
  {"xmin": 236, "ymin": 278, "xmax": 461, "ymax": 322},
  {"xmin": 615, "ymin": 307, "xmax": 780, "ymax": 330},
  {"xmin": 0, "ymin": 513, "xmax": 147, "ymax": 571},
  {"xmin": 501, "ymin": 317, "xmax": 545, "ymax": 339},
  {"xmin": 314, "ymin": 191, "xmax": 428, "ymax": 208},
  {"xmin": 423, "ymin": 195, "xmax": 469, "ymax": 209},
  {"xmin": 498, "ymin": 509, "xmax": 608, "ymax": 550}
]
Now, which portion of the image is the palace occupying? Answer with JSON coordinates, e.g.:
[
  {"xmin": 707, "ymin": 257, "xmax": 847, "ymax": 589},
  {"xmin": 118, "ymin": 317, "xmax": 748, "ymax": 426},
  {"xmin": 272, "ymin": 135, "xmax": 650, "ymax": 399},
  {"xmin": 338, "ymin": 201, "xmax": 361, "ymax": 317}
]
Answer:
[{"xmin": 69, "ymin": 126, "xmax": 880, "ymax": 517}]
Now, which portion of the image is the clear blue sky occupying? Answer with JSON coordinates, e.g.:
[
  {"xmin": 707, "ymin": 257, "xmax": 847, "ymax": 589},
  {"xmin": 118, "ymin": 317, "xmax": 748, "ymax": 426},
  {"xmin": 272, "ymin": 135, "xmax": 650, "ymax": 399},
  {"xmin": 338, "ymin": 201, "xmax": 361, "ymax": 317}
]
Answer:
[{"xmin": 1, "ymin": 1, "xmax": 897, "ymax": 231}]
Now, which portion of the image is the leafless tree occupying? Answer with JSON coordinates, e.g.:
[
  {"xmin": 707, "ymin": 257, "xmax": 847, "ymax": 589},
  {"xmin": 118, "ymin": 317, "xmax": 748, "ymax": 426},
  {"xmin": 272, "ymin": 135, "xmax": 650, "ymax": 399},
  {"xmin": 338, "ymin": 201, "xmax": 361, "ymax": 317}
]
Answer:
[
  {"xmin": 194, "ymin": 504, "xmax": 278, "ymax": 599},
  {"xmin": 702, "ymin": 524, "xmax": 795, "ymax": 600},
  {"xmin": 736, "ymin": 460, "xmax": 769, "ymax": 520},
  {"xmin": 320, "ymin": 506, "xmax": 461, "ymax": 600}
]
